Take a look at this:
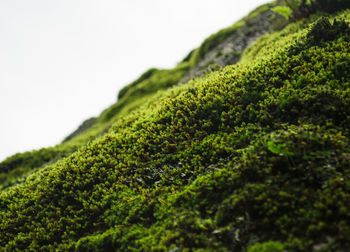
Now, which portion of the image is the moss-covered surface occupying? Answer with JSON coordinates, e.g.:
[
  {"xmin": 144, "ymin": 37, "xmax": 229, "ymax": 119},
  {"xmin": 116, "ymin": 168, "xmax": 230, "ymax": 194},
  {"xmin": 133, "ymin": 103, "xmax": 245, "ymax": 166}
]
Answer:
[
  {"xmin": 0, "ymin": 146, "xmax": 71, "ymax": 190},
  {"xmin": 1, "ymin": 3, "xmax": 350, "ymax": 251}
]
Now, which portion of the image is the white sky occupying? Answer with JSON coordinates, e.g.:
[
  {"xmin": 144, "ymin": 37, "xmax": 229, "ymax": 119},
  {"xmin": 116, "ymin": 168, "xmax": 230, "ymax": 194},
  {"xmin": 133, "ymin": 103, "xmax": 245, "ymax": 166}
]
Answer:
[{"xmin": 0, "ymin": 0, "xmax": 270, "ymax": 161}]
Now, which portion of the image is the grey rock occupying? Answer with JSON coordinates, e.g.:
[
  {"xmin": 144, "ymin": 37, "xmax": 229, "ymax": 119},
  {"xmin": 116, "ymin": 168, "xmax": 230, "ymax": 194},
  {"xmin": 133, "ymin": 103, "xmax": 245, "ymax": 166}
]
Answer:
[{"xmin": 179, "ymin": 10, "xmax": 275, "ymax": 84}]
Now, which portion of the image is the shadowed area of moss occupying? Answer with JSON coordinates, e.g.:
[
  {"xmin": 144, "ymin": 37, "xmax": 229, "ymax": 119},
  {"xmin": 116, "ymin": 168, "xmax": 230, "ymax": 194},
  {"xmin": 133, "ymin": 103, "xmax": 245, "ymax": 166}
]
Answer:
[{"xmin": 1, "ymin": 3, "xmax": 350, "ymax": 251}]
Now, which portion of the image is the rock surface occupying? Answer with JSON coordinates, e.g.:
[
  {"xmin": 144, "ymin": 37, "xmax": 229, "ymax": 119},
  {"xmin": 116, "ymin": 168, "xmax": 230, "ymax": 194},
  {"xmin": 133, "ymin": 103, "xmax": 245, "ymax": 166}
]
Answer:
[{"xmin": 179, "ymin": 10, "xmax": 275, "ymax": 84}]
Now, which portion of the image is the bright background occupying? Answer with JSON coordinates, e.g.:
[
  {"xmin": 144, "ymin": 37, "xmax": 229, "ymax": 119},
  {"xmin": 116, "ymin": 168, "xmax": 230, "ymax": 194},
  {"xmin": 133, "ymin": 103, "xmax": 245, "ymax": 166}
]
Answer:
[{"xmin": 0, "ymin": 0, "xmax": 269, "ymax": 161}]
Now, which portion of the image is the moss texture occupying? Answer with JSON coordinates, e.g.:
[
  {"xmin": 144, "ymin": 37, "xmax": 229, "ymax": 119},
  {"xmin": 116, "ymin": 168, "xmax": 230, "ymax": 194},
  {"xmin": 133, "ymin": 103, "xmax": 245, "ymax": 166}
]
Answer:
[{"xmin": 1, "ymin": 2, "xmax": 350, "ymax": 251}]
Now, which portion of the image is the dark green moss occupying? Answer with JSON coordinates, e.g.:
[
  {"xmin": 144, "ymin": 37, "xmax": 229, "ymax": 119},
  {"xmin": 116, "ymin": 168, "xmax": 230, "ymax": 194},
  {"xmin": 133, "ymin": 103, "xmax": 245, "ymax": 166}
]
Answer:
[
  {"xmin": 306, "ymin": 17, "xmax": 350, "ymax": 45},
  {"xmin": 1, "ymin": 5, "xmax": 350, "ymax": 252},
  {"xmin": 314, "ymin": 0, "xmax": 350, "ymax": 13},
  {"xmin": 0, "ymin": 147, "xmax": 70, "ymax": 189}
]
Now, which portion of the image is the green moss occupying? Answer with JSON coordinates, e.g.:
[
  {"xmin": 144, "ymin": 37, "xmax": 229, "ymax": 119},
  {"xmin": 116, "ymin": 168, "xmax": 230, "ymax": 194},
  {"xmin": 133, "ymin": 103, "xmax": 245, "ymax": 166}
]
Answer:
[
  {"xmin": 248, "ymin": 241, "xmax": 285, "ymax": 252},
  {"xmin": 100, "ymin": 62, "xmax": 191, "ymax": 123},
  {"xmin": 0, "ymin": 146, "xmax": 72, "ymax": 190},
  {"xmin": 315, "ymin": 0, "xmax": 350, "ymax": 13},
  {"xmin": 117, "ymin": 68, "xmax": 159, "ymax": 100},
  {"xmin": 240, "ymin": 12, "xmax": 319, "ymax": 64},
  {"xmin": 1, "ymin": 6, "xmax": 350, "ymax": 252},
  {"xmin": 272, "ymin": 6, "xmax": 293, "ymax": 19},
  {"xmin": 306, "ymin": 17, "xmax": 350, "ymax": 45}
]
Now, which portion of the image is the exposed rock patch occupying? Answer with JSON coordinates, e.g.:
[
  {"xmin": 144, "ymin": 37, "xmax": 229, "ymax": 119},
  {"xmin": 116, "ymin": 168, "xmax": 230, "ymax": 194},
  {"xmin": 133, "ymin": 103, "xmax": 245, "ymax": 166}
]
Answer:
[{"xmin": 179, "ymin": 10, "xmax": 275, "ymax": 84}]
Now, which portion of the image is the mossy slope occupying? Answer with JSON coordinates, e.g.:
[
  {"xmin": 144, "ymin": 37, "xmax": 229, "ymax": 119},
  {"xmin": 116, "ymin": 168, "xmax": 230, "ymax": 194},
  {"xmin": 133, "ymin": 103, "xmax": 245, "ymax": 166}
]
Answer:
[
  {"xmin": 1, "ymin": 4, "xmax": 350, "ymax": 252},
  {"xmin": 0, "ymin": 2, "xmax": 278, "ymax": 190}
]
